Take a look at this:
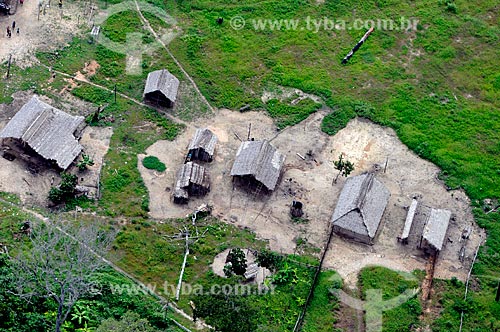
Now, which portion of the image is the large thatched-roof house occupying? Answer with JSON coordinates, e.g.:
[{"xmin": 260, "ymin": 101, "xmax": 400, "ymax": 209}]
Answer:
[
  {"xmin": 186, "ymin": 128, "xmax": 217, "ymax": 162},
  {"xmin": 143, "ymin": 69, "xmax": 180, "ymax": 107},
  {"xmin": 173, "ymin": 162, "xmax": 210, "ymax": 204},
  {"xmin": 230, "ymin": 140, "xmax": 285, "ymax": 192},
  {"xmin": 421, "ymin": 208, "xmax": 451, "ymax": 253},
  {"xmin": 331, "ymin": 173, "xmax": 390, "ymax": 244},
  {"xmin": 0, "ymin": 96, "xmax": 85, "ymax": 170}
]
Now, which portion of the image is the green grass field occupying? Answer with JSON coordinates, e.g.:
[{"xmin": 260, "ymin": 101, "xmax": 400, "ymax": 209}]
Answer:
[{"xmin": 1, "ymin": 0, "xmax": 499, "ymax": 330}]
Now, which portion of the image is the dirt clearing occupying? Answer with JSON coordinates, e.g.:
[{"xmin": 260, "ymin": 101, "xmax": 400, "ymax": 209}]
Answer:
[
  {"xmin": 0, "ymin": 0, "xmax": 85, "ymax": 66},
  {"xmin": 139, "ymin": 110, "xmax": 483, "ymax": 286}
]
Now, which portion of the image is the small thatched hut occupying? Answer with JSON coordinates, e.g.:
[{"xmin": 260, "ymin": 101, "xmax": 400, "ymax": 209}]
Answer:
[
  {"xmin": 173, "ymin": 162, "xmax": 210, "ymax": 204},
  {"xmin": 186, "ymin": 128, "xmax": 217, "ymax": 162},
  {"xmin": 421, "ymin": 208, "xmax": 451, "ymax": 253},
  {"xmin": 143, "ymin": 69, "xmax": 180, "ymax": 108}
]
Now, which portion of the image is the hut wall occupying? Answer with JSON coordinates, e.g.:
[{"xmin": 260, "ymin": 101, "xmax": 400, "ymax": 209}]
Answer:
[
  {"xmin": 144, "ymin": 91, "xmax": 173, "ymax": 108},
  {"xmin": 332, "ymin": 225, "xmax": 371, "ymax": 245}
]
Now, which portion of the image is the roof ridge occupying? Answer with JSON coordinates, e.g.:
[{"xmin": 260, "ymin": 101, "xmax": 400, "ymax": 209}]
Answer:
[{"xmin": 355, "ymin": 173, "xmax": 375, "ymax": 211}]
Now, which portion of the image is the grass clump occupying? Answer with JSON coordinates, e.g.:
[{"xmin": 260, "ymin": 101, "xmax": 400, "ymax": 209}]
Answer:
[{"xmin": 142, "ymin": 156, "xmax": 166, "ymax": 172}]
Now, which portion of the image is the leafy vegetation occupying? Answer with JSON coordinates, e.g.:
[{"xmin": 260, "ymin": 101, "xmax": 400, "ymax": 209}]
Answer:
[
  {"xmin": 142, "ymin": 156, "xmax": 166, "ymax": 172},
  {"xmin": 48, "ymin": 173, "xmax": 78, "ymax": 205},
  {"xmin": 358, "ymin": 266, "xmax": 422, "ymax": 332},
  {"xmin": 333, "ymin": 154, "xmax": 355, "ymax": 183},
  {"xmin": 224, "ymin": 247, "xmax": 247, "ymax": 277},
  {"xmin": 77, "ymin": 154, "xmax": 95, "ymax": 172}
]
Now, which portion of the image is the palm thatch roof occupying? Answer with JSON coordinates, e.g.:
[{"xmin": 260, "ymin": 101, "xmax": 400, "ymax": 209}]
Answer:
[
  {"xmin": 0, "ymin": 96, "xmax": 85, "ymax": 169},
  {"xmin": 422, "ymin": 208, "xmax": 451, "ymax": 251},
  {"xmin": 188, "ymin": 128, "xmax": 217, "ymax": 157},
  {"xmin": 230, "ymin": 140, "xmax": 285, "ymax": 191},
  {"xmin": 331, "ymin": 173, "xmax": 390, "ymax": 242},
  {"xmin": 143, "ymin": 69, "xmax": 180, "ymax": 104}
]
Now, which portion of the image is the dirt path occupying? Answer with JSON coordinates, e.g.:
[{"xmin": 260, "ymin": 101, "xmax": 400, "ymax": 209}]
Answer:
[{"xmin": 133, "ymin": 0, "xmax": 215, "ymax": 114}]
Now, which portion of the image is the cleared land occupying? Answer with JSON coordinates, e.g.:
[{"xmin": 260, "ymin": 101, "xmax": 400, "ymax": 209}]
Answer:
[{"xmin": 139, "ymin": 109, "xmax": 483, "ymax": 285}]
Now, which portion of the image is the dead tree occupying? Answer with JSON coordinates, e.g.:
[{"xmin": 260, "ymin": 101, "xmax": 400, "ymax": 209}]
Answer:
[{"xmin": 10, "ymin": 221, "xmax": 116, "ymax": 332}]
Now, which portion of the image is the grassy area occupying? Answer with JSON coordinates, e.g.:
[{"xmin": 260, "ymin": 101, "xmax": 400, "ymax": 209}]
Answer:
[
  {"xmin": 358, "ymin": 266, "xmax": 423, "ymax": 332},
  {"xmin": 301, "ymin": 270, "xmax": 340, "ymax": 332},
  {"xmin": 158, "ymin": 0, "xmax": 500, "ymax": 329},
  {"xmin": 90, "ymin": 96, "xmax": 182, "ymax": 217},
  {"xmin": 111, "ymin": 215, "xmax": 266, "ymax": 307}
]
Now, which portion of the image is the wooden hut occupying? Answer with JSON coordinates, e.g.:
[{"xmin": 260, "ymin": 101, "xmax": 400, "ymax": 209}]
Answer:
[
  {"xmin": 0, "ymin": 96, "xmax": 85, "ymax": 170},
  {"xmin": 230, "ymin": 140, "xmax": 285, "ymax": 193},
  {"xmin": 331, "ymin": 173, "xmax": 390, "ymax": 245},
  {"xmin": 420, "ymin": 208, "xmax": 451, "ymax": 253},
  {"xmin": 173, "ymin": 162, "xmax": 210, "ymax": 204},
  {"xmin": 186, "ymin": 128, "xmax": 217, "ymax": 162},
  {"xmin": 143, "ymin": 69, "xmax": 180, "ymax": 108}
]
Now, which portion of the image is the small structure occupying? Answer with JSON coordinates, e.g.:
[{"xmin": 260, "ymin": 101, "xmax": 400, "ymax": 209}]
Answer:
[
  {"xmin": 290, "ymin": 200, "xmax": 304, "ymax": 218},
  {"xmin": 244, "ymin": 262, "xmax": 260, "ymax": 280},
  {"xmin": 186, "ymin": 128, "xmax": 217, "ymax": 162},
  {"xmin": 0, "ymin": 96, "xmax": 85, "ymax": 170},
  {"xmin": 143, "ymin": 69, "xmax": 180, "ymax": 108},
  {"xmin": 399, "ymin": 199, "xmax": 418, "ymax": 244},
  {"xmin": 421, "ymin": 208, "xmax": 452, "ymax": 253},
  {"xmin": 331, "ymin": 173, "xmax": 390, "ymax": 245},
  {"xmin": 173, "ymin": 162, "xmax": 210, "ymax": 204},
  {"xmin": 230, "ymin": 140, "xmax": 285, "ymax": 192}
]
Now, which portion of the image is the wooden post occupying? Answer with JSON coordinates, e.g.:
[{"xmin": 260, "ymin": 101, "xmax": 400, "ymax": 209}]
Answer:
[
  {"xmin": 247, "ymin": 123, "xmax": 251, "ymax": 141},
  {"xmin": 6, "ymin": 55, "xmax": 12, "ymax": 79},
  {"xmin": 384, "ymin": 156, "xmax": 388, "ymax": 173},
  {"xmin": 176, "ymin": 228, "xmax": 189, "ymax": 301}
]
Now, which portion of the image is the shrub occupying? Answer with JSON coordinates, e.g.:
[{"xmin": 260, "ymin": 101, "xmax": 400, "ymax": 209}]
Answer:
[
  {"xmin": 142, "ymin": 156, "xmax": 166, "ymax": 172},
  {"xmin": 49, "ymin": 173, "xmax": 78, "ymax": 205}
]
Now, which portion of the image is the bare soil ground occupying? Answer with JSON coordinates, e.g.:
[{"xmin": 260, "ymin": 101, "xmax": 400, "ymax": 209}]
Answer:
[
  {"xmin": 0, "ymin": 0, "xmax": 85, "ymax": 66},
  {"xmin": 0, "ymin": 92, "xmax": 112, "ymax": 206},
  {"xmin": 139, "ymin": 111, "xmax": 484, "ymax": 286}
]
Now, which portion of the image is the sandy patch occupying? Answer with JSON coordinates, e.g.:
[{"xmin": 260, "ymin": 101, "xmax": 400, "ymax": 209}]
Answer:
[
  {"xmin": 0, "ymin": 0, "xmax": 89, "ymax": 66},
  {"xmin": 139, "ymin": 111, "xmax": 483, "ymax": 285}
]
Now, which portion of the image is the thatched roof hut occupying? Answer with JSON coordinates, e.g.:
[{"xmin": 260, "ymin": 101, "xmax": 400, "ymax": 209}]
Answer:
[
  {"xmin": 0, "ymin": 96, "xmax": 85, "ymax": 170},
  {"xmin": 230, "ymin": 140, "xmax": 285, "ymax": 191},
  {"xmin": 187, "ymin": 128, "xmax": 217, "ymax": 162},
  {"xmin": 143, "ymin": 69, "xmax": 180, "ymax": 107},
  {"xmin": 421, "ymin": 208, "xmax": 451, "ymax": 252},
  {"xmin": 331, "ymin": 173, "xmax": 390, "ymax": 244},
  {"xmin": 173, "ymin": 162, "xmax": 210, "ymax": 204}
]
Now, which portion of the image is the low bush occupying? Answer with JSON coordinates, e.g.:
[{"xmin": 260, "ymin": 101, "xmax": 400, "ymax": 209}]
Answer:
[{"xmin": 142, "ymin": 156, "xmax": 166, "ymax": 172}]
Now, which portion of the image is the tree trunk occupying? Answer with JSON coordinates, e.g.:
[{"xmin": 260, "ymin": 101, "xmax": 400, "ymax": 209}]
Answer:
[
  {"xmin": 55, "ymin": 302, "xmax": 64, "ymax": 332},
  {"xmin": 333, "ymin": 171, "xmax": 341, "ymax": 184}
]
